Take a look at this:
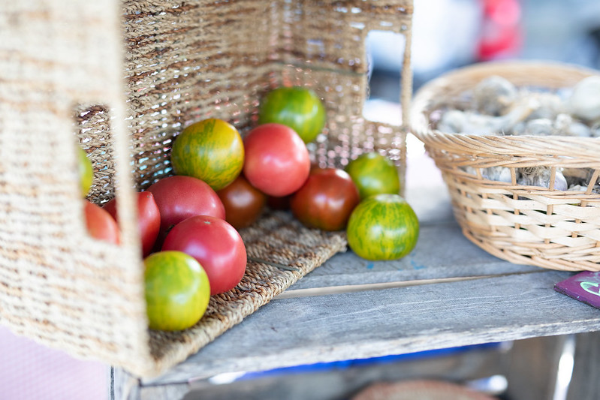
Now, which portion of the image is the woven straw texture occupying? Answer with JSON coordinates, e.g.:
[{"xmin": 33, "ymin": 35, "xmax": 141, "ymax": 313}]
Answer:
[
  {"xmin": 0, "ymin": 0, "xmax": 412, "ymax": 378},
  {"xmin": 412, "ymin": 62, "xmax": 600, "ymax": 272}
]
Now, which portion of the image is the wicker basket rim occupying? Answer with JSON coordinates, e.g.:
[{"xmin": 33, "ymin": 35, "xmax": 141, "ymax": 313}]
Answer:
[{"xmin": 410, "ymin": 60, "xmax": 600, "ymax": 150}]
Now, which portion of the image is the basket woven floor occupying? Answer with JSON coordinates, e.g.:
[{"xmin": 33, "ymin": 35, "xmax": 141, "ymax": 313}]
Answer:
[
  {"xmin": 411, "ymin": 62, "xmax": 600, "ymax": 272},
  {"xmin": 0, "ymin": 0, "xmax": 412, "ymax": 377}
]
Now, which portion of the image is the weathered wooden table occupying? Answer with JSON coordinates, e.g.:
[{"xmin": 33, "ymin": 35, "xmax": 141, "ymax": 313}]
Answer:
[{"xmin": 111, "ymin": 164, "xmax": 600, "ymax": 400}]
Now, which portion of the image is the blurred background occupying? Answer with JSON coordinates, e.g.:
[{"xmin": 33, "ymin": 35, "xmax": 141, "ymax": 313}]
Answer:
[
  {"xmin": 2, "ymin": 1, "xmax": 600, "ymax": 399},
  {"xmin": 368, "ymin": 0, "xmax": 600, "ymax": 102}
]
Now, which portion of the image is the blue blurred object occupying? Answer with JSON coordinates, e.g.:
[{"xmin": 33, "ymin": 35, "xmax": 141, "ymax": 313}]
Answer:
[{"xmin": 228, "ymin": 342, "xmax": 504, "ymax": 382}]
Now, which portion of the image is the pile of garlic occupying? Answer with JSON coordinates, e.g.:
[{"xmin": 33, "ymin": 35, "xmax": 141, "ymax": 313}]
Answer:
[{"xmin": 434, "ymin": 75, "xmax": 600, "ymax": 193}]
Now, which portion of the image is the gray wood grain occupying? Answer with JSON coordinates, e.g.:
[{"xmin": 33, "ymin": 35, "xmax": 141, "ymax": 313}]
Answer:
[
  {"xmin": 567, "ymin": 331, "xmax": 600, "ymax": 400},
  {"xmin": 143, "ymin": 270, "xmax": 600, "ymax": 385},
  {"xmin": 288, "ymin": 222, "xmax": 539, "ymax": 291}
]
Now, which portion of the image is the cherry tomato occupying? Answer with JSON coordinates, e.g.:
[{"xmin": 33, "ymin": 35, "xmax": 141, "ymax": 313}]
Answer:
[
  {"xmin": 171, "ymin": 119, "xmax": 244, "ymax": 191},
  {"xmin": 103, "ymin": 192, "xmax": 160, "ymax": 256},
  {"xmin": 345, "ymin": 153, "xmax": 400, "ymax": 199},
  {"xmin": 162, "ymin": 215, "xmax": 247, "ymax": 295},
  {"xmin": 347, "ymin": 194, "xmax": 419, "ymax": 261},
  {"xmin": 243, "ymin": 123, "xmax": 310, "ymax": 197},
  {"xmin": 84, "ymin": 200, "xmax": 120, "ymax": 245},
  {"xmin": 291, "ymin": 168, "xmax": 360, "ymax": 231},
  {"xmin": 147, "ymin": 176, "xmax": 225, "ymax": 236},
  {"xmin": 78, "ymin": 147, "xmax": 93, "ymax": 197},
  {"xmin": 217, "ymin": 175, "xmax": 266, "ymax": 230},
  {"xmin": 258, "ymin": 87, "xmax": 326, "ymax": 144},
  {"xmin": 144, "ymin": 251, "xmax": 210, "ymax": 331}
]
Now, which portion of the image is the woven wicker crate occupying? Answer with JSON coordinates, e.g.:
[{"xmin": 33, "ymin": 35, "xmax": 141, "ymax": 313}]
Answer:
[
  {"xmin": 0, "ymin": 0, "xmax": 412, "ymax": 377},
  {"xmin": 411, "ymin": 62, "xmax": 600, "ymax": 272}
]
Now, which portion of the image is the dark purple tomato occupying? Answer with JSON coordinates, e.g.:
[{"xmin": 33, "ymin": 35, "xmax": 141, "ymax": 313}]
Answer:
[
  {"xmin": 290, "ymin": 168, "xmax": 360, "ymax": 231},
  {"xmin": 217, "ymin": 175, "xmax": 266, "ymax": 230}
]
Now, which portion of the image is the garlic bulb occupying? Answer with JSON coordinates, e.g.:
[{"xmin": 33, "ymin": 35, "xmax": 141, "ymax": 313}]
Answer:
[
  {"xmin": 520, "ymin": 119, "xmax": 555, "ymax": 136},
  {"xmin": 461, "ymin": 166, "xmax": 478, "ymax": 176},
  {"xmin": 482, "ymin": 166, "xmax": 513, "ymax": 183},
  {"xmin": 563, "ymin": 168, "xmax": 596, "ymax": 188},
  {"xmin": 438, "ymin": 98, "xmax": 534, "ymax": 135},
  {"xmin": 568, "ymin": 185, "xmax": 600, "ymax": 194},
  {"xmin": 513, "ymin": 114, "xmax": 591, "ymax": 137},
  {"xmin": 437, "ymin": 110, "xmax": 468, "ymax": 133},
  {"xmin": 591, "ymin": 122, "xmax": 600, "ymax": 138},
  {"xmin": 524, "ymin": 92, "xmax": 563, "ymax": 121},
  {"xmin": 473, "ymin": 76, "xmax": 518, "ymax": 116},
  {"xmin": 566, "ymin": 76, "xmax": 600, "ymax": 121},
  {"xmin": 511, "ymin": 122, "xmax": 525, "ymax": 135},
  {"xmin": 517, "ymin": 167, "xmax": 568, "ymax": 190},
  {"xmin": 437, "ymin": 76, "xmax": 600, "ymax": 139},
  {"xmin": 553, "ymin": 113, "xmax": 572, "ymax": 132},
  {"xmin": 565, "ymin": 121, "xmax": 591, "ymax": 137}
]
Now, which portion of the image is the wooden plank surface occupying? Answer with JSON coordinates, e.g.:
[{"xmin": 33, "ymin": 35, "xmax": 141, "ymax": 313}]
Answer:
[
  {"xmin": 287, "ymin": 222, "xmax": 539, "ymax": 291},
  {"xmin": 143, "ymin": 270, "xmax": 600, "ymax": 385}
]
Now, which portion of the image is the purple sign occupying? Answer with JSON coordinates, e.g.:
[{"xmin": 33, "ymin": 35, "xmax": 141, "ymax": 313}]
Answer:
[{"xmin": 554, "ymin": 271, "xmax": 600, "ymax": 309}]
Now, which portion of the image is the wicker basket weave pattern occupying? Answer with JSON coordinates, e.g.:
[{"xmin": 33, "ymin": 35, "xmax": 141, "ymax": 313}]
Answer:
[
  {"xmin": 0, "ymin": 0, "xmax": 412, "ymax": 377},
  {"xmin": 412, "ymin": 62, "xmax": 600, "ymax": 272}
]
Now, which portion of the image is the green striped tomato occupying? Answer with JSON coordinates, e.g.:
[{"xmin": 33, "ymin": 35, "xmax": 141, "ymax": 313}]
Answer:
[
  {"xmin": 258, "ymin": 87, "xmax": 326, "ymax": 143},
  {"xmin": 347, "ymin": 194, "xmax": 419, "ymax": 261},
  {"xmin": 345, "ymin": 153, "xmax": 400, "ymax": 199},
  {"xmin": 144, "ymin": 251, "xmax": 210, "ymax": 331},
  {"xmin": 171, "ymin": 118, "xmax": 244, "ymax": 191}
]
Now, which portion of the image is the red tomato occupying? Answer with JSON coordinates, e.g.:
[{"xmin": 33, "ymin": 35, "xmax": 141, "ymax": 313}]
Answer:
[
  {"xmin": 147, "ymin": 176, "xmax": 225, "ymax": 236},
  {"xmin": 162, "ymin": 215, "xmax": 247, "ymax": 295},
  {"xmin": 290, "ymin": 168, "xmax": 360, "ymax": 231},
  {"xmin": 243, "ymin": 123, "xmax": 310, "ymax": 197},
  {"xmin": 217, "ymin": 175, "xmax": 266, "ymax": 229},
  {"xmin": 84, "ymin": 200, "xmax": 120, "ymax": 244},
  {"xmin": 103, "ymin": 192, "xmax": 160, "ymax": 256}
]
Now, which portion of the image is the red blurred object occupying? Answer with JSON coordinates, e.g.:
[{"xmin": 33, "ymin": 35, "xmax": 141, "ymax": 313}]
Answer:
[
  {"xmin": 477, "ymin": 0, "xmax": 522, "ymax": 61},
  {"xmin": 104, "ymin": 192, "xmax": 160, "ymax": 256},
  {"xmin": 84, "ymin": 201, "xmax": 120, "ymax": 245}
]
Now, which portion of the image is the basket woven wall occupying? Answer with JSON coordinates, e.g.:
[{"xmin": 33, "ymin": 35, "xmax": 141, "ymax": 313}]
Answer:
[
  {"xmin": 0, "ymin": 0, "xmax": 412, "ymax": 377},
  {"xmin": 412, "ymin": 62, "xmax": 600, "ymax": 272}
]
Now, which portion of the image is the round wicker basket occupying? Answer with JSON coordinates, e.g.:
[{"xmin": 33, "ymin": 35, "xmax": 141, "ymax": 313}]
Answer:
[{"xmin": 411, "ymin": 62, "xmax": 600, "ymax": 271}]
